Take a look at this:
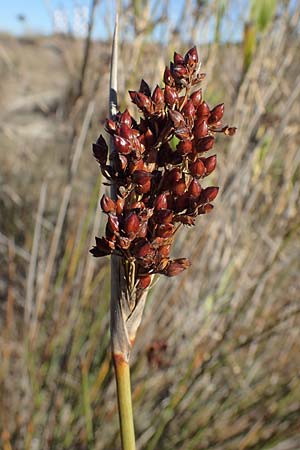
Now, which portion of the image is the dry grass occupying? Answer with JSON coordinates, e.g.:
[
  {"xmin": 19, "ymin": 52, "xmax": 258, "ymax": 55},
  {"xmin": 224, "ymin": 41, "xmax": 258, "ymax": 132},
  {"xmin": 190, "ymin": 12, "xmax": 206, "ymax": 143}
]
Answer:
[{"xmin": 0, "ymin": 1, "xmax": 300, "ymax": 449}]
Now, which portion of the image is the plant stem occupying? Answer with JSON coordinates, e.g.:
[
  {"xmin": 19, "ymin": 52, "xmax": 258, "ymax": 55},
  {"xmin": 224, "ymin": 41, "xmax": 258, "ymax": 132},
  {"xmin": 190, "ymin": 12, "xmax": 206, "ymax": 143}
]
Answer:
[{"xmin": 113, "ymin": 354, "xmax": 136, "ymax": 450}]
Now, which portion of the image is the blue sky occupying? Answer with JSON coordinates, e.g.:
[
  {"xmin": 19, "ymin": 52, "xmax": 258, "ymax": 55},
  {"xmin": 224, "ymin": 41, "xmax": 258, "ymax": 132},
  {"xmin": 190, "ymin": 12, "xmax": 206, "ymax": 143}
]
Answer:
[{"xmin": 0, "ymin": 0, "xmax": 247, "ymax": 41}]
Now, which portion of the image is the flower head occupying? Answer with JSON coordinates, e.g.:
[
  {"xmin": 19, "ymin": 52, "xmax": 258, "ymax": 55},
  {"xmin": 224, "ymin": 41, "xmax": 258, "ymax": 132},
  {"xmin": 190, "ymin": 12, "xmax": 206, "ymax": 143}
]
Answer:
[{"xmin": 91, "ymin": 46, "xmax": 236, "ymax": 290}]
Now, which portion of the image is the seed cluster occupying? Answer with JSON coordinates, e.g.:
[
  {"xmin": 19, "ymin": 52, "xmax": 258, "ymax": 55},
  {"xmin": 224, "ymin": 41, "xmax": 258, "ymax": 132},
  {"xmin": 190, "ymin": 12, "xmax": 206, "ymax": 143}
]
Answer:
[{"xmin": 90, "ymin": 46, "xmax": 235, "ymax": 291}]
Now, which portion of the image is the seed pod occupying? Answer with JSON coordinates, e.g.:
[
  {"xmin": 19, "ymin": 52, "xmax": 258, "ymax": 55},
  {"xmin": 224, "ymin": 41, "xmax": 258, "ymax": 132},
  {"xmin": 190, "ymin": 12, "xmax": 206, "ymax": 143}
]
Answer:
[
  {"xmin": 177, "ymin": 140, "xmax": 193, "ymax": 155},
  {"xmin": 92, "ymin": 135, "xmax": 108, "ymax": 166},
  {"xmin": 164, "ymin": 85, "xmax": 179, "ymax": 107},
  {"xmin": 174, "ymin": 193, "xmax": 189, "ymax": 212},
  {"xmin": 182, "ymin": 100, "xmax": 196, "ymax": 119},
  {"xmin": 105, "ymin": 119, "xmax": 117, "ymax": 133},
  {"xmin": 119, "ymin": 109, "xmax": 132, "ymax": 127},
  {"xmin": 202, "ymin": 155, "xmax": 217, "ymax": 174},
  {"xmin": 197, "ymin": 101, "xmax": 210, "ymax": 118},
  {"xmin": 119, "ymin": 123, "xmax": 135, "ymax": 140},
  {"xmin": 174, "ymin": 52, "xmax": 185, "ymax": 64},
  {"xmin": 154, "ymin": 193, "xmax": 168, "ymax": 210},
  {"xmin": 156, "ymin": 223, "xmax": 175, "ymax": 238},
  {"xmin": 194, "ymin": 119, "xmax": 208, "ymax": 139},
  {"xmin": 168, "ymin": 109, "xmax": 185, "ymax": 128},
  {"xmin": 223, "ymin": 126, "xmax": 237, "ymax": 136},
  {"xmin": 172, "ymin": 64, "xmax": 189, "ymax": 79},
  {"xmin": 190, "ymin": 89, "xmax": 202, "ymax": 108},
  {"xmin": 184, "ymin": 46, "xmax": 198, "ymax": 66},
  {"xmin": 152, "ymin": 85, "xmax": 165, "ymax": 111},
  {"xmin": 208, "ymin": 103, "xmax": 224, "ymax": 125},
  {"xmin": 137, "ymin": 275, "xmax": 152, "ymax": 290},
  {"xmin": 90, "ymin": 237, "xmax": 114, "ymax": 257},
  {"xmin": 107, "ymin": 214, "xmax": 119, "ymax": 233},
  {"xmin": 114, "ymin": 135, "xmax": 131, "ymax": 154},
  {"xmin": 188, "ymin": 179, "xmax": 202, "ymax": 199},
  {"xmin": 116, "ymin": 197, "xmax": 125, "ymax": 215},
  {"xmin": 198, "ymin": 203, "xmax": 214, "ymax": 214},
  {"xmin": 100, "ymin": 194, "xmax": 116, "ymax": 213},
  {"xmin": 154, "ymin": 209, "xmax": 173, "ymax": 224},
  {"xmin": 124, "ymin": 212, "xmax": 140, "ymax": 235},
  {"xmin": 139, "ymin": 79, "xmax": 151, "ymax": 97},
  {"xmin": 157, "ymin": 245, "xmax": 171, "ymax": 257},
  {"xmin": 163, "ymin": 67, "xmax": 175, "ymax": 86},
  {"xmin": 172, "ymin": 179, "xmax": 186, "ymax": 196},
  {"xmin": 134, "ymin": 242, "xmax": 154, "ymax": 258},
  {"xmin": 115, "ymin": 154, "xmax": 127, "ymax": 171},
  {"xmin": 164, "ymin": 258, "xmax": 191, "ymax": 277},
  {"xmin": 196, "ymin": 136, "xmax": 215, "ymax": 152},
  {"xmin": 175, "ymin": 126, "xmax": 190, "ymax": 140},
  {"xmin": 190, "ymin": 159, "xmax": 205, "ymax": 177},
  {"xmin": 132, "ymin": 170, "xmax": 152, "ymax": 185},
  {"xmin": 118, "ymin": 236, "xmax": 131, "ymax": 249},
  {"xmin": 136, "ymin": 179, "xmax": 151, "ymax": 194},
  {"xmin": 137, "ymin": 221, "xmax": 148, "ymax": 238},
  {"xmin": 201, "ymin": 186, "xmax": 219, "ymax": 203}
]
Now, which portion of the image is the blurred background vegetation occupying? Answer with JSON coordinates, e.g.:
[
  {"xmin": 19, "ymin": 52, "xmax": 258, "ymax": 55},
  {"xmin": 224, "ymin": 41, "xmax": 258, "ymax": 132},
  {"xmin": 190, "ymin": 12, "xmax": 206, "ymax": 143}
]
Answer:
[{"xmin": 0, "ymin": 0, "xmax": 300, "ymax": 449}]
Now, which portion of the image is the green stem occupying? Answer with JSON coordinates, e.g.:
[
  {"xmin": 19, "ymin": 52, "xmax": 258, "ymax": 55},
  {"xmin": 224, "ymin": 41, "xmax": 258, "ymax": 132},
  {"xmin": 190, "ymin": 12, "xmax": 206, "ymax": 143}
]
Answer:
[{"xmin": 113, "ymin": 354, "xmax": 136, "ymax": 450}]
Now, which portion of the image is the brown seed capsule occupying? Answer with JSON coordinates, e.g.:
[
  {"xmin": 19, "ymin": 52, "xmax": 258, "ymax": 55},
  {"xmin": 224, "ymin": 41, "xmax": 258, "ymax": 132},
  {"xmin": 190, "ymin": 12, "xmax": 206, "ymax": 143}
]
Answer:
[
  {"xmin": 90, "ymin": 237, "xmax": 114, "ymax": 257},
  {"xmin": 105, "ymin": 119, "xmax": 117, "ymax": 133},
  {"xmin": 118, "ymin": 236, "xmax": 131, "ymax": 249},
  {"xmin": 164, "ymin": 258, "xmax": 191, "ymax": 277},
  {"xmin": 137, "ymin": 221, "xmax": 148, "ymax": 238},
  {"xmin": 136, "ymin": 179, "xmax": 152, "ymax": 194},
  {"xmin": 172, "ymin": 179, "xmax": 186, "ymax": 196},
  {"xmin": 190, "ymin": 89, "xmax": 202, "ymax": 108},
  {"xmin": 93, "ymin": 135, "xmax": 108, "ymax": 166},
  {"xmin": 202, "ymin": 155, "xmax": 217, "ymax": 174},
  {"xmin": 172, "ymin": 64, "xmax": 189, "ymax": 79},
  {"xmin": 184, "ymin": 46, "xmax": 198, "ymax": 66},
  {"xmin": 197, "ymin": 101, "xmax": 210, "ymax": 118},
  {"xmin": 154, "ymin": 193, "xmax": 168, "ymax": 210},
  {"xmin": 174, "ymin": 193, "xmax": 189, "ymax": 212},
  {"xmin": 119, "ymin": 123, "xmax": 135, "ymax": 140},
  {"xmin": 114, "ymin": 135, "xmax": 131, "ymax": 154},
  {"xmin": 134, "ymin": 242, "xmax": 154, "ymax": 258},
  {"xmin": 168, "ymin": 109, "xmax": 185, "ymax": 128},
  {"xmin": 163, "ymin": 67, "xmax": 175, "ymax": 86},
  {"xmin": 120, "ymin": 109, "xmax": 132, "ymax": 127},
  {"xmin": 124, "ymin": 212, "xmax": 140, "ymax": 235},
  {"xmin": 182, "ymin": 100, "xmax": 196, "ymax": 119},
  {"xmin": 208, "ymin": 103, "xmax": 224, "ymax": 125},
  {"xmin": 201, "ymin": 186, "xmax": 219, "ymax": 202},
  {"xmin": 156, "ymin": 223, "xmax": 175, "ymax": 238},
  {"xmin": 188, "ymin": 179, "xmax": 202, "ymax": 199},
  {"xmin": 164, "ymin": 85, "xmax": 179, "ymax": 107},
  {"xmin": 107, "ymin": 214, "xmax": 119, "ymax": 233},
  {"xmin": 116, "ymin": 197, "xmax": 125, "ymax": 215},
  {"xmin": 194, "ymin": 119, "xmax": 208, "ymax": 139},
  {"xmin": 190, "ymin": 159, "xmax": 205, "ymax": 177},
  {"xmin": 139, "ymin": 79, "xmax": 151, "ymax": 97},
  {"xmin": 152, "ymin": 85, "xmax": 165, "ymax": 110},
  {"xmin": 132, "ymin": 170, "xmax": 152, "ymax": 185},
  {"xmin": 157, "ymin": 245, "xmax": 171, "ymax": 257},
  {"xmin": 154, "ymin": 209, "xmax": 174, "ymax": 224},
  {"xmin": 100, "ymin": 194, "xmax": 116, "ymax": 213},
  {"xmin": 198, "ymin": 203, "xmax": 214, "ymax": 214},
  {"xmin": 196, "ymin": 136, "xmax": 215, "ymax": 152},
  {"xmin": 177, "ymin": 140, "xmax": 193, "ymax": 155},
  {"xmin": 174, "ymin": 52, "xmax": 185, "ymax": 64},
  {"xmin": 224, "ymin": 126, "xmax": 237, "ymax": 136},
  {"xmin": 176, "ymin": 126, "xmax": 190, "ymax": 140},
  {"xmin": 116, "ymin": 154, "xmax": 128, "ymax": 171},
  {"xmin": 137, "ymin": 275, "xmax": 152, "ymax": 290}
]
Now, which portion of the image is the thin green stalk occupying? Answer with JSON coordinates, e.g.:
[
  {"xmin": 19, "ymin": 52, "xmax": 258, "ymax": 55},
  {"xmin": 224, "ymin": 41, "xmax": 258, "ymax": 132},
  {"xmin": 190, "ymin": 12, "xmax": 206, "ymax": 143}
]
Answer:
[{"xmin": 113, "ymin": 355, "xmax": 136, "ymax": 450}]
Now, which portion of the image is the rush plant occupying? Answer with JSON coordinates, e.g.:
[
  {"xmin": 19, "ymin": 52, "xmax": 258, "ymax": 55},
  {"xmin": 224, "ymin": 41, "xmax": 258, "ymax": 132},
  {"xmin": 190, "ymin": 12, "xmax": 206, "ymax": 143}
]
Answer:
[{"xmin": 91, "ymin": 43, "xmax": 235, "ymax": 449}]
